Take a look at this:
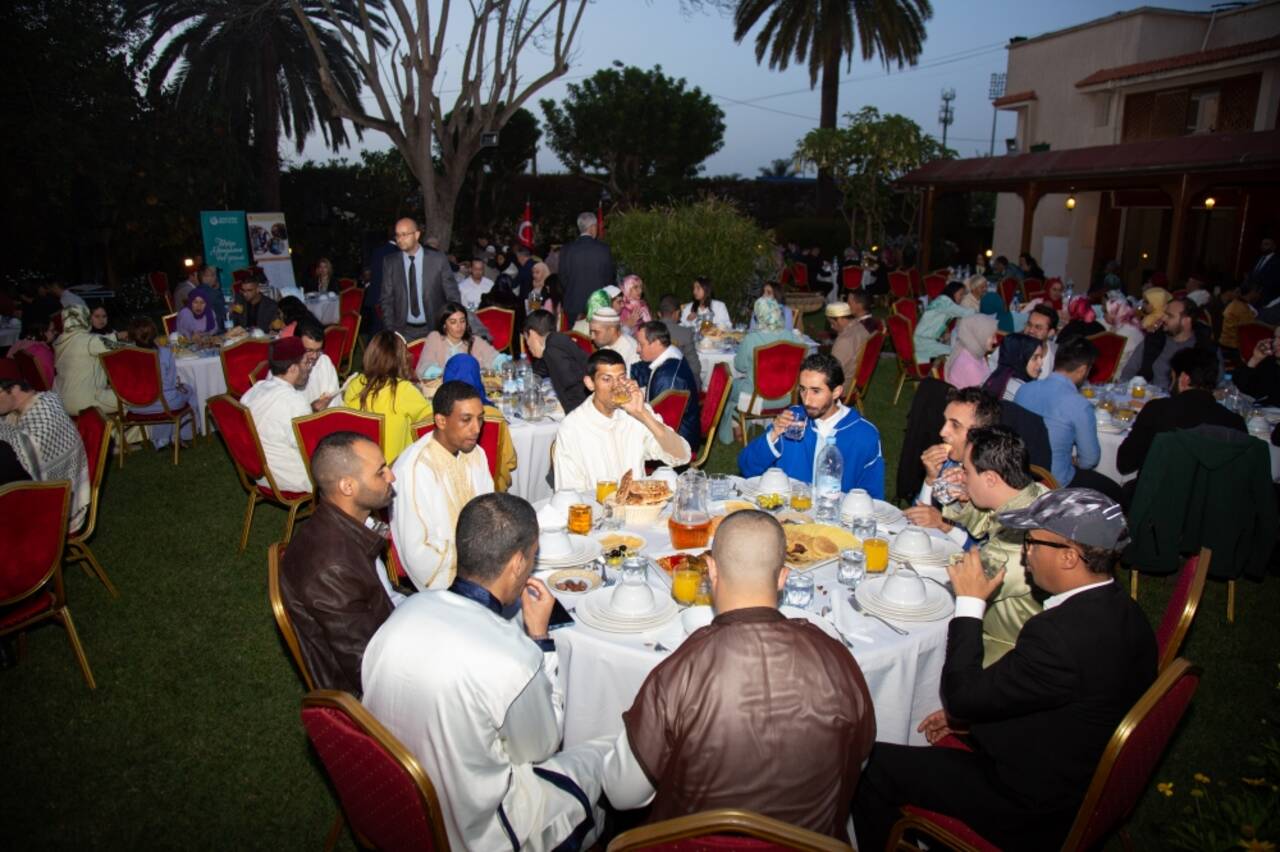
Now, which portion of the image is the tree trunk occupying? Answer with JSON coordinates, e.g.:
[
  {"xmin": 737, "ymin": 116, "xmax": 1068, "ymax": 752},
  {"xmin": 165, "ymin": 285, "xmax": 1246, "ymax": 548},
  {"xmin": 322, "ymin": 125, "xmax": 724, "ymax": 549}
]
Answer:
[
  {"xmin": 257, "ymin": 44, "xmax": 282, "ymax": 210},
  {"xmin": 816, "ymin": 46, "xmax": 840, "ymax": 219}
]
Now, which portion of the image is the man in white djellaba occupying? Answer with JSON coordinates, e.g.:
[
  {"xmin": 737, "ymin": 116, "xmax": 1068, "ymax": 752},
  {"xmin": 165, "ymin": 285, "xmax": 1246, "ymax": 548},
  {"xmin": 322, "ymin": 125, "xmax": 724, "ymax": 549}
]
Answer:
[{"xmin": 361, "ymin": 492, "xmax": 609, "ymax": 850}]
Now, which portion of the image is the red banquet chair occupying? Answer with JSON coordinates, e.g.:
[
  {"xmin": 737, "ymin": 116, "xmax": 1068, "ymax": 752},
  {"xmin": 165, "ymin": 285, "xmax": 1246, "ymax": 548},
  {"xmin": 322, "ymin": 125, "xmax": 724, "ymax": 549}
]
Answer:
[
  {"xmin": 891, "ymin": 298, "xmax": 919, "ymax": 330},
  {"xmin": 736, "ymin": 340, "xmax": 807, "ymax": 445},
  {"xmin": 207, "ymin": 394, "xmax": 313, "ymax": 551},
  {"xmin": 650, "ymin": 389, "xmax": 691, "ymax": 434},
  {"xmin": 908, "ymin": 267, "xmax": 922, "ymax": 298},
  {"xmin": 1022, "ymin": 277, "xmax": 1045, "ymax": 300},
  {"xmin": 220, "ymin": 338, "xmax": 271, "ymax": 400},
  {"xmin": 886, "ymin": 314, "xmax": 932, "ymax": 406},
  {"xmin": 923, "ymin": 273, "xmax": 948, "ymax": 302},
  {"xmin": 338, "ymin": 312, "xmax": 362, "ymax": 375},
  {"xmin": 843, "ymin": 330, "xmax": 885, "ymax": 413},
  {"xmin": 292, "ymin": 409, "xmax": 385, "ymax": 489},
  {"xmin": 67, "ymin": 408, "xmax": 118, "ymax": 597},
  {"xmin": 337, "ymin": 277, "xmax": 358, "ymax": 292},
  {"xmin": 693, "ymin": 363, "xmax": 732, "ymax": 469},
  {"xmin": 410, "ymin": 415, "xmax": 509, "ymax": 489},
  {"xmin": 841, "ymin": 266, "xmax": 864, "ymax": 291},
  {"xmin": 887, "ymin": 658, "xmax": 1202, "ymax": 852},
  {"xmin": 412, "ymin": 419, "xmax": 435, "ymax": 441},
  {"xmin": 148, "ymin": 270, "xmax": 169, "ymax": 303},
  {"xmin": 162, "ymin": 313, "xmax": 179, "ymax": 336},
  {"xmin": 790, "ymin": 262, "xmax": 809, "ymax": 291},
  {"xmin": 1154, "ymin": 548, "xmax": 1211, "ymax": 674},
  {"xmin": 567, "ymin": 331, "xmax": 595, "ymax": 356},
  {"xmin": 998, "ymin": 277, "xmax": 1021, "ymax": 307},
  {"xmin": 888, "ymin": 271, "xmax": 912, "ymax": 300},
  {"xmin": 12, "ymin": 349, "xmax": 50, "ymax": 391},
  {"xmin": 475, "ymin": 306, "xmax": 517, "ymax": 354},
  {"xmin": 322, "ymin": 325, "xmax": 348, "ymax": 371},
  {"xmin": 1236, "ymin": 322, "xmax": 1274, "ymax": 362},
  {"xmin": 100, "ymin": 346, "xmax": 197, "ymax": 468},
  {"xmin": 1087, "ymin": 332, "xmax": 1126, "ymax": 384},
  {"xmin": 301, "ymin": 690, "xmax": 452, "ymax": 852},
  {"xmin": 406, "ymin": 337, "xmax": 428, "ymax": 374},
  {"xmin": 339, "ymin": 287, "xmax": 363, "ymax": 318},
  {"xmin": 608, "ymin": 809, "xmax": 849, "ymax": 852},
  {"xmin": 0, "ymin": 481, "xmax": 96, "ymax": 689}
]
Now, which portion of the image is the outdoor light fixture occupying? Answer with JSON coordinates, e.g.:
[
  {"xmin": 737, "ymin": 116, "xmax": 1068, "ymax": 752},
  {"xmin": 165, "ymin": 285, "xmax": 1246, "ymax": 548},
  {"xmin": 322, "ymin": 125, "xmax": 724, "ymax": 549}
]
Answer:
[
  {"xmin": 871, "ymin": 245, "xmax": 879, "ymax": 252},
  {"xmin": 1204, "ymin": 196, "xmax": 1216, "ymax": 209},
  {"xmin": 1065, "ymin": 193, "xmax": 1077, "ymax": 210},
  {"xmin": 984, "ymin": 248, "xmax": 993, "ymax": 258},
  {"xmin": 183, "ymin": 258, "xmax": 194, "ymax": 268},
  {"xmin": 1141, "ymin": 251, "xmax": 1150, "ymax": 260}
]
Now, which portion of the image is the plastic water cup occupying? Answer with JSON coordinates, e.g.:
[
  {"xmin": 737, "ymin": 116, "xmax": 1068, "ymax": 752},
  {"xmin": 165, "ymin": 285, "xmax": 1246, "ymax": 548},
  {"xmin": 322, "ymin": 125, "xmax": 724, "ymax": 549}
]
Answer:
[
  {"xmin": 838, "ymin": 549, "xmax": 866, "ymax": 588},
  {"xmin": 784, "ymin": 404, "xmax": 807, "ymax": 440},
  {"xmin": 782, "ymin": 572, "xmax": 815, "ymax": 609}
]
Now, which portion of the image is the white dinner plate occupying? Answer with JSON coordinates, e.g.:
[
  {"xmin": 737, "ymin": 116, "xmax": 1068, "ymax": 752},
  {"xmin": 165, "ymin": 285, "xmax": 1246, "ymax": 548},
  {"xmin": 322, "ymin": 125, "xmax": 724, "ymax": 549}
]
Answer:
[
  {"xmin": 535, "ymin": 535, "xmax": 603, "ymax": 569},
  {"xmin": 854, "ymin": 577, "xmax": 955, "ymax": 622},
  {"xmin": 575, "ymin": 588, "xmax": 679, "ymax": 633}
]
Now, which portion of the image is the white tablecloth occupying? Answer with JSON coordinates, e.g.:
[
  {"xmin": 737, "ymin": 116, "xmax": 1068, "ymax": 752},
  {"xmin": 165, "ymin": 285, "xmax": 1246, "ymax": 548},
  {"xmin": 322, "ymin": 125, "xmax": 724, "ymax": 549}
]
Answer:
[
  {"xmin": 507, "ymin": 415, "xmax": 560, "ymax": 503},
  {"xmin": 549, "ymin": 515, "xmax": 950, "ymax": 749},
  {"xmin": 1094, "ymin": 420, "xmax": 1280, "ymax": 483},
  {"xmin": 304, "ymin": 294, "xmax": 340, "ymax": 326},
  {"xmin": 0, "ymin": 324, "xmax": 18, "ymax": 350},
  {"xmin": 175, "ymin": 352, "xmax": 227, "ymax": 435}
]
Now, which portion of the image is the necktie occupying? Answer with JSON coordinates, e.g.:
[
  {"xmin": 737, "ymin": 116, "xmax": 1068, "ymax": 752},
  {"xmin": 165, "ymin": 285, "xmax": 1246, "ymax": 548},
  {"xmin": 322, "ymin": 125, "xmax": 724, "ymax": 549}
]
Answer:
[{"xmin": 407, "ymin": 254, "xmax": 420, "ymax": 317}]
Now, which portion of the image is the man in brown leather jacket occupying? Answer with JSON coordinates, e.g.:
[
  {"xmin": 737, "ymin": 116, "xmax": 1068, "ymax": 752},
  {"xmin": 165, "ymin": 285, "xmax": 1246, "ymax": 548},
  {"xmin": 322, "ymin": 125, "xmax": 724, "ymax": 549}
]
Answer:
[{"xmin": 280, "ymin": 431, "xmax": 400, "ymax": 696}]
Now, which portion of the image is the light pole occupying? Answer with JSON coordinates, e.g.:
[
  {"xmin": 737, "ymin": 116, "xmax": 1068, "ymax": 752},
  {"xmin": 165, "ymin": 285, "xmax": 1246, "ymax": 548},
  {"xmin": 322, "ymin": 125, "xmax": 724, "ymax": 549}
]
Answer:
[
  {"xmin": 988, "ymin": 73, "xmax": 1006, "ymax": 157},
  {"xmin": 938, "ymin": 88, "xmax": 956, "ymax": 149}
]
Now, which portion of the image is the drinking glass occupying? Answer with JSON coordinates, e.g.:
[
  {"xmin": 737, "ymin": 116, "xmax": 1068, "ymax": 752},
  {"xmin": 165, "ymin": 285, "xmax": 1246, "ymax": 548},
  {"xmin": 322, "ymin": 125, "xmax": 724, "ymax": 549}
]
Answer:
[
  {"xmin": 694, "ymin": 573, "xmax": 712, "ymax": 606},
  {"xmin": 863, "ymin": 538, "xmax": 890, "ymax": 574},
  {"xmin": 850, "ymin": 516, "xmax": 877, "ymax": 541},
  {"xmin": 596, "ymin": 480, "xmax": 618, "ymax": 503},
  {"xmin": 782, "ymin": 572, "xmax": 815, "ymax": 609},
  {"xmin": 708, "ymin": 474, "xmax": 732, "ymax": 501},
  {"xmin": 838, "ymin": 548, "xmax": 866, "ymax": 588},
  {"xmin": 612, "ymin": 380, "xmax": 634, "ymax": 406},
  {"xmin": 783, "ymin": 404, "xmax": 808, "ymax": 440},
  {"xmin": 672, "ymin": 568, "xmax": 700, "ymax": 605},
  {"xmin": 790, "ymin": 484, "xmax": 813, "ymax": 512},
  {"xmin": 567, "ymin": 504, "xmax": 593, "ymax": 535}
]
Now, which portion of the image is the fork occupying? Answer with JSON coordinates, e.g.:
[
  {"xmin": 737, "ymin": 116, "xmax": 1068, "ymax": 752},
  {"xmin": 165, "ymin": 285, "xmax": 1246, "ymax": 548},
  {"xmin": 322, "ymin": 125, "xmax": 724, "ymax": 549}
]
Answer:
[{"xmin": 848, "ymin": 593, "xmax": 909, "ymax": 635}]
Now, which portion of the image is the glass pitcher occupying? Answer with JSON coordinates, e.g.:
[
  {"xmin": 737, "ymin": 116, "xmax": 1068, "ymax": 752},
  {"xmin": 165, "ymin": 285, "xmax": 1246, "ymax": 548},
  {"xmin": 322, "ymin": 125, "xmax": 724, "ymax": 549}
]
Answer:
[{"xmin": 668, "ymin": 469, "xmax": 711, "ymax": 549}]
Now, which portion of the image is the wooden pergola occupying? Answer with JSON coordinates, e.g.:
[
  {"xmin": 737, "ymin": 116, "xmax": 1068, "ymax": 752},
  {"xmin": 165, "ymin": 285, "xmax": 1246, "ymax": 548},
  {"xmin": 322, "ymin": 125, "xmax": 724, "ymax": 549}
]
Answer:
[{"xmin": 900, "ymin": 129, "xmax": 1280, "ymax": 282}]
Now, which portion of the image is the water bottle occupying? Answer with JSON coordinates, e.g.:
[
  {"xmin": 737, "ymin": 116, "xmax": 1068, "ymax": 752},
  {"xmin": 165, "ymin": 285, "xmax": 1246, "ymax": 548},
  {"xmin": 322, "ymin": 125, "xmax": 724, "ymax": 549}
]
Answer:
[
  {"xmin": 516, "ymin": 353, "xmax": 530, "ymax": 393},
  {"xmin": 1065, "ymin": 280, "xmax": 1075, "ymax": 303},
  {"xmin": 813, "ymin": 435, "xmax": 844, "ymax": 523},
  {"xmin": 1010, "ymin": 294, "xmax": 1021, "ymax": 313}
]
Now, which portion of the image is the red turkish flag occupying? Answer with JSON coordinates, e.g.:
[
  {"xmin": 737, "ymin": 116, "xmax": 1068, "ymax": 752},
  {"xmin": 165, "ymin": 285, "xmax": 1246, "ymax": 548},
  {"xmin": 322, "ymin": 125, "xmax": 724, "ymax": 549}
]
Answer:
[
  {"xmin": 596, "ymin": 202, "xmax": 605, "ymax": 238},
  {"xmin": 518, "ymin": 202, "xmax": 534, "ymax": 249}
]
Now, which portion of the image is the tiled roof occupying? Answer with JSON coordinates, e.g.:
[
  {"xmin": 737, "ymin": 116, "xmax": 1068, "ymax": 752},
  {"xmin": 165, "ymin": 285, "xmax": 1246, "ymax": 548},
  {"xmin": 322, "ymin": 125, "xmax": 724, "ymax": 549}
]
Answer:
[
  {"xmin": 993, "ymin": 90, "xmax": 1036, "ymax": 108},
  {"xmin": 1076, "ymin": 35, "xmax": 1280, "ymax": 88}
]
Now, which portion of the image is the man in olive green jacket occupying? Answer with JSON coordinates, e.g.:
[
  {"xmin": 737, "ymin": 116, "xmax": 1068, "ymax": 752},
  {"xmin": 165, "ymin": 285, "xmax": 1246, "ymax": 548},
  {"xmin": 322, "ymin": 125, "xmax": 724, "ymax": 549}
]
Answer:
[{"xmin": 944, "ymin": 426, "xmax": 1049, "ymax": 665}]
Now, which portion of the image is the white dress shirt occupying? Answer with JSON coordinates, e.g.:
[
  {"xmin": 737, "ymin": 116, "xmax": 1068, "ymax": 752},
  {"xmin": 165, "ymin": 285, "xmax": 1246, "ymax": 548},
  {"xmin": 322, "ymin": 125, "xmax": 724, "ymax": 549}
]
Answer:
[
  {"xmin": 303, "ymin": 353, "xmax": 340, "ymax": 405},
  {"xmin": 240, "ymin": 374, "xmax": 313, "ymax": 493},
  {"xmin": 388, "ymin": 432, "xmax": 494, "ymax": 592},
  {"xmin": 362, "ymin": 590, "xmax": 609, "ymax": 851},
  {"xmin": 553, "ymin": 399, "xmax": 691, "ymax": 492},
  {"xmin": 605, "ymin": 332, "xmax": 639, "ymax": 372},
  {"xmin": 955, "ymin": 578, "xmax": 1113, "ymax": 620},
  {"xmin": 459, "ymin": 276, "xmax": 494, "ymax": 310}
]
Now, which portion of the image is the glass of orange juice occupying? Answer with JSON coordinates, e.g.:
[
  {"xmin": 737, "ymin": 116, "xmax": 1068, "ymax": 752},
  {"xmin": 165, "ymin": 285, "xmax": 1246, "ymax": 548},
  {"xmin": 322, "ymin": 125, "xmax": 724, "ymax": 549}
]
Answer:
[
  {"xmin": 863, "ymin": 537, "xmax": 890, "ymax": 573},
  {"xmin": 672, "ymin": 569, "xmax": 701, "ymax": 605},
  {"xmin": 790, "ymin": 484, "xmax": 813, "ymax": 512},
  {"xmin": 596, "ymin": 480, "xmax": 618, "ymax": 503}
]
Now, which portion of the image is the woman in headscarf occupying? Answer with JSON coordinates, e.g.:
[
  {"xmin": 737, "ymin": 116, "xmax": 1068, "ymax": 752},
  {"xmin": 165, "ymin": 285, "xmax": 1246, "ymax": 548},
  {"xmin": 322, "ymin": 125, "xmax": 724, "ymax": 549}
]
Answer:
[
  {"xmin": 617, "ymin": 275, "xmax": 652, "ymax": 330},
  {"xmin": 342, "ymin": 330, "xmax": 433, "ymax": 463},
  {"xmin": 1139, "ymin": 286, "xmax": 1171, "ymax": 332},
  {"xmin": 750, "ymin": 281, "xmax": 795, "ymax": 331},
  {"xmin": 125, "ymin": 316, "xmax": 193, "ymax": 449},
  {"xmin": 53, "ymin": 304, "xmax": 118, "ymax": 415},
  {"xmin": 415, "ymin": 301, "xmax": 508, "ymax": 378},
  {"xmin": 1105, "ymin": 295, "xmax": 1145, "ymax": 369},
  {"xmin": 440, "ymin": 353, "xmax": 517, "ymax": 492},
  {"xmin": 982, "ymin": 333, "xmax": 1045, "ymax": 401},
  {"xmin": 7, "ymin": 317, "xmax": 56, "ymax": 388},
  {"xmin": 718, "ymin": 297, "xmax": 794, "ymax": 444},
  {"xmin": 945, "ymin": 314, "xmax": 999, "ymax": 389},
  {"xmin": 913, "ymin": 281, "xmax": 975, "ymax": 364},
  {"xmin": 175, "ymin": 291, "xmax": 218, "ymax": 339},
  {"xmin": 1058, "ymin": 296, "xmax": 1105, "ymax": 346}
]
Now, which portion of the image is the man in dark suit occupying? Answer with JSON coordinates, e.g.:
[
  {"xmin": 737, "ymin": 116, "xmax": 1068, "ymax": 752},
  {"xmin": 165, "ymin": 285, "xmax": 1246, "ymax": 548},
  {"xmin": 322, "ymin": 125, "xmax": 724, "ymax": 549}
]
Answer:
[
  {"xmin": 230, "ymin": 273, "xmax": 280, "ymax": 333},
  {"xmin": 1118, "ymin": 346, "xmax": 1246, "ymax": 477},
  {"xmin": 558, "ymin": 211, "xmax": 615, "ymax": 322},
  {"xmin": 656, "ymin": 295, "xmax": 701, "ymax": 387},
  {"xmin": 364, "ymin": 227, "xmax": 399, "ymax": 336},
  {"xmin": 379, "ymin": 217, "xmax": 460, "ymax": 341},
  {"xmin": 631, "ymin": 320, "xmax": 701, "ymax": 454},
  {"xmin": 854, "ymin": 488, "xmax": 1157, "ymax": 852},
  {"xmin": 1247, "ymin": 236, "xmax": 1279, "ymax": 323},
  {"xmin": 523, "ymin": 309, "xmax": 589, "ymax": 414}
]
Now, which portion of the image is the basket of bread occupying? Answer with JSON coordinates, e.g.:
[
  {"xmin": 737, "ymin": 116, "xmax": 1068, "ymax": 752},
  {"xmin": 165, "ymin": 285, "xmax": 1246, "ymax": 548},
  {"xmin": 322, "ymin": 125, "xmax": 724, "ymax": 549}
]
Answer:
[{"xmin": 612, "ymin": 471, "xmax": 673, "ymax": 526}]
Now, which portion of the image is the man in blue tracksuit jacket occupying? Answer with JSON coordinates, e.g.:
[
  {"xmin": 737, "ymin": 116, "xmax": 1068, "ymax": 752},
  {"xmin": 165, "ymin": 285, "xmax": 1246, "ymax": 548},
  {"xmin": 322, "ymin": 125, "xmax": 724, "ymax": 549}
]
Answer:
[{"xmin": 738, "ymin": 352, "xmax": 885, "ymax": 498}]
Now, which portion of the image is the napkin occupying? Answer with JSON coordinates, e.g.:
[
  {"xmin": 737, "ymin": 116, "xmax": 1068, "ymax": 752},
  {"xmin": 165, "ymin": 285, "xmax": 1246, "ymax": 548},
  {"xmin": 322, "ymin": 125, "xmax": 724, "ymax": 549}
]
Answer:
[{"xmin": 831, "ymin": 590, "xmax": 875, "ymax": 643}]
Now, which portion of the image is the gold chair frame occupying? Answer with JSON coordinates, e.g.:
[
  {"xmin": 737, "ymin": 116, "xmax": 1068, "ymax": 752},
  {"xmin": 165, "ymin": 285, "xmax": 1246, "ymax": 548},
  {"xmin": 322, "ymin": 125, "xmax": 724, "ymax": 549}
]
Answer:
[
  {"xmin": 1157, "ymin": 548, "xmax": 1210, "ymax": 674},
  {"xmin": 609, "ymin": 808, "xmax": 851, "ymax": 852},
  {"xmin": 291, "ymin": 409, "xmax": 386, "ymax": 490},
  {"xmin": 268, "ymin": 542, "xmax": 315, "ymax": 691},
  {"xmin": 100, "ymin": 346, "xmax": 197, "ymax": 468},
  {"xmin": 66, "ymin": 408, "xmax": 118, "ymax": 597},
  {"xmin": 1029, "ymin": 464, "xmax": 1059, "ymax": 490}
]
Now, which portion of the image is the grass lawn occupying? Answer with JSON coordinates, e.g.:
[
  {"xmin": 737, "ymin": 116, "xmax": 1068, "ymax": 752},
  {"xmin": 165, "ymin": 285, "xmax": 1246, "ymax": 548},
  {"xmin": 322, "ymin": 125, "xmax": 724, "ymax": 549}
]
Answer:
[{"xmin": 2, "ymin": 349, "xmax": 1276, "ymax": 850}]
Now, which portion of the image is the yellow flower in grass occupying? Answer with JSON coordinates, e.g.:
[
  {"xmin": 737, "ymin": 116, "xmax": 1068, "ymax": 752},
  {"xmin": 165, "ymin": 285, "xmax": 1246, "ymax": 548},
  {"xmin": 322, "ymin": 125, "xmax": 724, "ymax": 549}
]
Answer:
[
  {"xmin": 1157, "ymin": 782, "xmax": 1174, "ymax": 797},
  {"xmin": 1191, "ymin": 788, "xmax": 1205, "ymax": 798},
  {"xmin": 1237, "ymin": 840, "xmax": 1275, "ymax": 852},
  {"xmin": 1195, "ymin": 773, "xmax": 1211, "ymax": 784},
  {"xmin": 1242, "ymin": 777, "xmax": 1267, "ymax": 787}
]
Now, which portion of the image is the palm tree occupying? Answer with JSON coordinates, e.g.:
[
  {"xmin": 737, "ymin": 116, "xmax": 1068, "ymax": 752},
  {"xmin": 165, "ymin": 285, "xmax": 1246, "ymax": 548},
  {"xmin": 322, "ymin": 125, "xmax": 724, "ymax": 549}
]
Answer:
[
  {"xmin": 733, "ymin": 0, "xmax": 932, "ymax": 213},
  {"xmin": 126, "ymin": 1, "xmax": 387, "ymax": 209}
]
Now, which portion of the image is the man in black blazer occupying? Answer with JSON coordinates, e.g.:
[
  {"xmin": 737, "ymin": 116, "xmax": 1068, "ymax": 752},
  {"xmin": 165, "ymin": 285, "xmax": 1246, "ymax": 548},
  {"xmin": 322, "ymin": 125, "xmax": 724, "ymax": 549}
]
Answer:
[
  {"xmin": 558, "ymin": 211, "xmax": 615, "ymax": 322},
  {"xmin": 1118, "ymin": 347, "xmax": 1245, "ymax": 477},
  {"xmin": 1247, "ymin": 236, "xmax": 1279, "ymax": 323},
  {"xmin": 379, "ymin": 218, "xmax": 460, "ymax": 341},
  {"xmin": 854, "ymin": 488, "xmax": 1157, "ymax": 852},
  {"xmin": 523, "ymin": 309, "xmax": 589, "ymax": 414}
]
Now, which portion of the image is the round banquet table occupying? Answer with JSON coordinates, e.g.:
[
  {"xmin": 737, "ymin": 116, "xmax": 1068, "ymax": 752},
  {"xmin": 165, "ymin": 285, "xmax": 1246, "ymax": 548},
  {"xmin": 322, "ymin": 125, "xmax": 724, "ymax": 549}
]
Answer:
[
  {"xmin": 304, "ymin": 293, "xmax": 340, "ymax": 326},
  {"xmin": 546, "ymin": 507, "xmax": 953, "ymax": 749},
  {"xmin": 506, "ymin": 414, "xmax": 560, "ymax": 503},
  {"xmin": 174, "ymin": 350, "xmax": 227, "ymax": 434},
  {"xmin": 0, "ymin": 318, "xmax": 19, "ymax": 350}
]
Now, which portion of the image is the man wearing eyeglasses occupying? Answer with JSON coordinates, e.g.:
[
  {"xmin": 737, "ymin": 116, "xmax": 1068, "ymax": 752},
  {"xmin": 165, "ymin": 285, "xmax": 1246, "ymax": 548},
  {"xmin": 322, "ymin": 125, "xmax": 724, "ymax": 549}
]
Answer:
[{"xmin": 854, "ymin": 488, "xmax": 1156, "ymax": 852}]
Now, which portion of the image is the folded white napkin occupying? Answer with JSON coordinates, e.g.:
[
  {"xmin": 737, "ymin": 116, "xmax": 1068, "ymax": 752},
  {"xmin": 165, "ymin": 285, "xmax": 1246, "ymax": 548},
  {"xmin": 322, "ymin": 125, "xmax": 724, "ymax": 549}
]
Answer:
[{"xmin": 831, "ymin": 589, "xmax": 875, "ymax": 643}]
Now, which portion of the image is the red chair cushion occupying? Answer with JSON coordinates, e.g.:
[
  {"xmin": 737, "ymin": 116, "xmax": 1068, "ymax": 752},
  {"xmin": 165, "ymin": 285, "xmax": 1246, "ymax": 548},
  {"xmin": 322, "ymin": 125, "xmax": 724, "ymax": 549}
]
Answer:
[
  {"xmin": 888, "ymin": 271, "xmax": 911, "ymax": 299},
  {"xmin": 701, "ymin": 364, "xmax": 731, "ymax": 439},
  {"xmin": 901, "ymin": 806, "xmax": 1001, "ymax": 852},
  {"xmin": 101, "ymin": 348, "xmax": 163, "ymax": 407},
  {"xmin": 0, "ymin": 483, "xmax": 69, "ymax": 601},
  {"xmin": 339, "ymin": 288, "xmax": 363, "ymax": 316},
  {"xmin": 295, "ymin": 411, "xmax": 381, "ymax": 459},
  {"xmin": 301, "ymin": 705, "xmax": 441, "ymax": 852},
  {"xmin": 0, "ymin": 591, "xmax": 55, "ymax": 630},
  {"xmin": 1087, "ymin": 333, "xmax": 1126, "ymax": 384},
  {"xmin": 323, "ymin": 326, "xmax": 348, "ymax": 367},
  {"xmin": 208, "ymin": 397, "xmax": 268, "ymax": 480},
  {"xmin": 74, "ymin": 408, "xmax": 110, "ymax": 490},
  {"xmin": 257, "ymin": 485, "xmax": 309, "ymax": 502},
  {"xmin": 476, "ymin": 308, "xmax": 515, "ymax": 352},
  {"xmin": 478, "ymin": 418, "xmax": 501, "ymax": 482},
  {"xmin": 122, "ymin": 404, "xmax": 192, "ymax": 424},
  {"xmin": 1155, "ymin": 554, "xmax": 1199, "ymax": 658},
  {"xmin": 221, "ymin": 340, "xmax": 271, "ymax": 399},
  {"xmin": 752, "ymin": 342, "xmax": 806, "ymax": 400}
]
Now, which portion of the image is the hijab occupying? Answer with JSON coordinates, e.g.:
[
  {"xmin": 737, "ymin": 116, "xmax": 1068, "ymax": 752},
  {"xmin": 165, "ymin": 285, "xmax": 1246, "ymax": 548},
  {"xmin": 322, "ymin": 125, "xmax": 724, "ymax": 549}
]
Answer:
[
  {"xmin": 442, "ymin": 353, "xmax": 493, "ymax": 406},
  {"xmin": 186, "ymin": 290, "xmax": 217, "ymax": 332},
  {"xmin": 982, "ymin": 332, "xmax": 1042, "ymax": 400},
  {"xmin": 1106, "ymin": 296, "xmax": 1139, "ymax": 330},
  {"xmin": 584, "ymin": 288, "xmax": 612, "ymax": 321},
  {"xmin": 61, "ymin": 304, "xmax": 91, "ymax": 335},
  {"xmin": 1141, "ymin": 287, "xmax": 1171, "ymax": 332},
  {"xmin": 752, "ymin": 296, "xmax": 783, "ymax": 332},
  {"xmin": 619, "ymin": 277, "xmax": 651, "ymax": 326},
  {"xmin": 1067, "ymin": 296, "xmax": 1096, "ymax": 324},
  {"xmin": 947, "ymin": 314, "xmax": 998, "ymax": 377}
]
